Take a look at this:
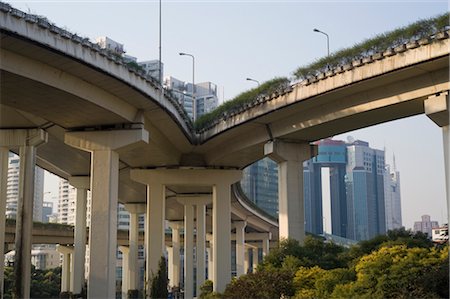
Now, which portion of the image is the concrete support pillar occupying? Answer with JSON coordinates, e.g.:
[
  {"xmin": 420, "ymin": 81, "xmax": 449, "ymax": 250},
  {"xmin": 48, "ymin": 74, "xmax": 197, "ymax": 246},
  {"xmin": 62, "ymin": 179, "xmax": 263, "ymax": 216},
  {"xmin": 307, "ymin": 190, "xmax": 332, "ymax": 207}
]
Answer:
[
  {"xmin": 234, "ymin": 221, "xmax": 247, "ymax": 277},
  {"xmin": 68, "ymin": 176, "xmax": 89, "ymax": 296},
  {"xmin": 444, "ymin": 126, "xmax": 449, "ymax": 212},
  {"xmin": 212, "ymin": 182, "xmax": 232, "ymax": 292},
  {"xmin": 118, "ymin": 246, "xmax": 129, "ymax": 299},
  {"xmin": 131, "ymin": 169, "xmax": 241, "ymax": 294},
  {"xmin": 65, "ymin": 128, "xmax": 148, "ymax": 299},
  {"xmin": 195, "ymin": 199, "xmax": 209, "ymax": 295},
  {"xmin": 0, "ymin": 147, "xmax": 8, "ymax": 298},
  {"xmin": 130, "ymin": 169, "xmax": 167, "ymax": 294},
  {"xmin": 252, "ymin": 247, "xmax": 259, "ymax": 272},
  {"xmin": 244, "ymin": 248, "xmax": 250, "ymax": 274},
  {"xmin": 0, "ymin": 129, "xmax": 47, "ymax": 299},
  {"xmin": 168, "ymin": 222, "xmax": 182, "ymax": 288},
  {"xmin": 206, "ymin": 245, "xmax": 213, "ymax": 280},
  {"xmin": 57, "ymin": 245, "xmax": 74, "ymax": 293},
  {"xmin": 265, "ymin": 140, "xmax": 317, "ymax": 244},
  {"xmin": 425, "ymin": 92, "xmax": 449, "ymax": 221},
  {"xmin": 125, "ymin": 204, "xmax": 146, "ymax": 292},
  {"xmin": 262, "ymin": 237, "xmax": 270, "ymax": 257},
  {"xmin": 184, "ymin": 202, "xmax": 195, "ymax": 299}
]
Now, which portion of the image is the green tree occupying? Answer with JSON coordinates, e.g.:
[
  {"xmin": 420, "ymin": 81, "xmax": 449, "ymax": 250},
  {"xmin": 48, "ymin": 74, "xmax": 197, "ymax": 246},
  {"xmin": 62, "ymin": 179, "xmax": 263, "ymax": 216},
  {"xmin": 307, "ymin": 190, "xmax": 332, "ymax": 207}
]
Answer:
[
  {"xmin": 223, "ymin": 268, "xmax": 295, "ymax": 299},
  {"xmin": 150, "ymin": 256, "xmax": 168, "ymax": 299},
  {"xmin": 332, "ymin": 244, "xmax": 449, "ymax": 299}
]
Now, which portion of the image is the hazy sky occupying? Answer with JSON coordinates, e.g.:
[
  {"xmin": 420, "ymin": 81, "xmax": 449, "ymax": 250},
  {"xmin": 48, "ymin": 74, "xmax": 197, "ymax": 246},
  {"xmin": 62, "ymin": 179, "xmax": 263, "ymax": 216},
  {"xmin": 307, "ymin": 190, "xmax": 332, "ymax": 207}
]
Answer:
[{"xmin": 7, "ymin": 0, "xmax": 447, "ymax": 229}]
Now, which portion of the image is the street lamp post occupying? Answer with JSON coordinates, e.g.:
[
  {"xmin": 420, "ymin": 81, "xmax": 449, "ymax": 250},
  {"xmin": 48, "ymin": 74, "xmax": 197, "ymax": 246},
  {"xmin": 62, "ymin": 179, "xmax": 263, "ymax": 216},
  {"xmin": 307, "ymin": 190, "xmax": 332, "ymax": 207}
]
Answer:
[
  {"xmin": 313, "ymin": 28, "xmax": 330, "ymax": 57},
  {"xmin": 179, "ymin": 52, "xmax": 196, "ymax": 120},
  {"xmin": 246, "ymin": 77, "xmax": 260, "ymax": 86}
]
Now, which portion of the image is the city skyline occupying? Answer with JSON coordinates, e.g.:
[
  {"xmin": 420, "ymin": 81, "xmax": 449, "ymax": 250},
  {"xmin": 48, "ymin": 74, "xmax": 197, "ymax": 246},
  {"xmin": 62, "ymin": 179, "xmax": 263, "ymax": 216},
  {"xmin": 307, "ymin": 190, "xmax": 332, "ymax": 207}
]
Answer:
[{"xmin": 8, "ymin": 0, "xmax": 446, "ymax": 229}]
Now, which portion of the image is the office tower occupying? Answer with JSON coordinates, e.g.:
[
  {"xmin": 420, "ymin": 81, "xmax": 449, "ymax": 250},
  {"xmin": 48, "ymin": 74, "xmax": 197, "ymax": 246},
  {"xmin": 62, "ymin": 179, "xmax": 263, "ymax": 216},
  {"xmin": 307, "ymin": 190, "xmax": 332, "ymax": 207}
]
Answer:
[
  {"xmin": 384, "ymin": 160, "xmax": 402, "ymax": 231},
  {"xmin": 304, "ymin": 139, "xmax": 347, "ymax": 237},
  {"xmin": 241, "ymin": 157, "xmax": 278, "ymax": 217},
  {"xmin": 42, "ymin": 202, "xmax": 53, "ymax": 223},
  {"xmin": 346, "ymin": 140, "xmax": 386, "ymax": 241},
  {"xmin": 6, "ymin": 152, "xmax": 44, "ymax": 221}
]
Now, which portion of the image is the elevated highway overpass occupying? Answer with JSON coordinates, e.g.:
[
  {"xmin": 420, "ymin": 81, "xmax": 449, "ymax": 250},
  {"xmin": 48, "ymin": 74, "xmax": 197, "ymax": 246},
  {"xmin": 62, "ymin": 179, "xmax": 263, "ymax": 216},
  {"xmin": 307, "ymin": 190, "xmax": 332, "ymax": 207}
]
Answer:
[{"xmin": 0, "ymin": 4, "xmax": 448, "ymax": 298}]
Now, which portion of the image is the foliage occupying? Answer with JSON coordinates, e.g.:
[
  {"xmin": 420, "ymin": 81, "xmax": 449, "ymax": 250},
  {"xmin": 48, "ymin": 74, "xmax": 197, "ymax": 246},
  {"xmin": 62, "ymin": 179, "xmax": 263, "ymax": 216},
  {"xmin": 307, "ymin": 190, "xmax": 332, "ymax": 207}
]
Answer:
[
  {"xmin": 194, "ymin": 77, "xmax": 290, "ymax": 130},
  {"xmin": 199, "ymin": 280, "xmax": 214, "ymax": 299},
  {"xmin": 149, "ymin": 256, "xmax": 168, "ymax": 299},
  {"xmin": 260, "ymin": 236, "xmax": 349, "ymax": 271},
  {"xmin": 333, "ymin": 245, "xmax": 449, "ymax": 299},
  {"xmin": 4, "ymin": 266, "xmax": 61, "ymax": 299},
  {"xmin": 342, "ymin": 228, "xmax": 433, "ymax": 266},
  {"xmin": 223, "ymin": 267, "xmax": 295, "ymax": 299},
  {"xmin": 293, "ymin": 13, "xmax": 449, "ymax": 79}
]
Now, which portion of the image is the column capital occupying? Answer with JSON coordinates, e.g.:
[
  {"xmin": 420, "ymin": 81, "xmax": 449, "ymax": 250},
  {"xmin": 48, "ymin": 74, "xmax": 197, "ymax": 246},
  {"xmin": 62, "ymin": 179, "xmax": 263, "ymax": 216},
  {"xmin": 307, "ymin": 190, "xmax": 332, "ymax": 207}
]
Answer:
[
  {"xmin": 0, "ymin": 128, "xmax": 47, "ymax": 147},
  {"xmin": 264, "ymin": 139, "xmax": 317, "ymax": 163},
  {"xmin": 69, "ymin": 176, "xmax": 90, "ymax": 189},
  {"xmin": 425, "ymin": 91, "xmax": 449, "ymax": 127},
  {"xmin": 56, "ymin": 245, "xmax": 74, "ymax": 254},
  {"xmin": 118, "ymin": 246, "xmax": 129, "ymax": 254},
  {"xmin": 64, "ymin": 127, "xmax": 148, "ymax": 152},
  {"xmin": 168, "ymin": 221, "xmax": 184, "ymax": 230},
  {"xmin": 233, "ymin": 221, "xmax": 247, "ymax": 230},
  {"xmin": 131, "ymin": 168, "xmax": 241, "ymax": 186},
  {"xmin": 124, "ymin": 203, "xmax": 146, "ymax": 214},
  {"xmin": 176, "ymin": 195, "xmax": 212, "ymax": 206}
]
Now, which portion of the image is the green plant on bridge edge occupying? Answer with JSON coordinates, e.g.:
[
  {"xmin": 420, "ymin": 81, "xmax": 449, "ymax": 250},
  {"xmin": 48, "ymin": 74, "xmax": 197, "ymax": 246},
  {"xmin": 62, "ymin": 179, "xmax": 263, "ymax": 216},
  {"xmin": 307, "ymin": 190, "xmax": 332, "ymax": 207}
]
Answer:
[{"xmin": 193, "ymin": 12, "xmax": 449, "ymax": 132}]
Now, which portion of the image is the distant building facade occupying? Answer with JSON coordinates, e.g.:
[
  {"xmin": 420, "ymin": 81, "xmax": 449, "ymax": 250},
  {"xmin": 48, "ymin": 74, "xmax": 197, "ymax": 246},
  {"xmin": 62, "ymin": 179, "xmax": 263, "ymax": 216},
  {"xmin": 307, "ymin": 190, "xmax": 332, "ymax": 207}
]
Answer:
[
  {"xmin": 164, "ymin": 76, "xmax": 219, "ymax": 120},
  {"xmin": 242, "ymin": 138, "xmax": 402, "ymax": 241},
  {"xmin": 241, "ymin": 158, "xmax": 278, "ymax": 217},
  {"xmin": 384, "ymin": 162, "xmax": 402, "ymax": 231},
  {"xmin": 6, "ymin": 153, "xmax": 44, "ymax": 222},
  {"xmin": 413, "ymin": 215, "xmax": 439, "ymax": 238}
]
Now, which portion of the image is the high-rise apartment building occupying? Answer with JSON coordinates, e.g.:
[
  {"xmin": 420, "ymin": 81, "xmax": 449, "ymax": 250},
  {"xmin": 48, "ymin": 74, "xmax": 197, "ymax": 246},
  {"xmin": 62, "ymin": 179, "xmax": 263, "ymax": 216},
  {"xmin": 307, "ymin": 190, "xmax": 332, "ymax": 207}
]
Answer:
[
  {"xmin": 6, "ymin": 153, "xmax": 44, "ymax": 222},
  {"xmin": 413, "ymin": 215, "xmax": 439, "ymax": 238},
  {"xmin": 164, "ymin": 76, "xmax": 219, "ymax": 120},
  {"xmin": 138, "ymin": 60, "xmax": 164, "ymax": 82}
]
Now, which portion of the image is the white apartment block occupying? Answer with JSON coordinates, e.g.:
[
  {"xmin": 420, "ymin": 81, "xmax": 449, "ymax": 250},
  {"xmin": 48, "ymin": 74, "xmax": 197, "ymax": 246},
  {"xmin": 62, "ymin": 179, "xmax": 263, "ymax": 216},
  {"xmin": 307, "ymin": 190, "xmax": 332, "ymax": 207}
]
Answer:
[{"xmin": 6, "ymin": 152, "xmax": 44, "ymax": 222}]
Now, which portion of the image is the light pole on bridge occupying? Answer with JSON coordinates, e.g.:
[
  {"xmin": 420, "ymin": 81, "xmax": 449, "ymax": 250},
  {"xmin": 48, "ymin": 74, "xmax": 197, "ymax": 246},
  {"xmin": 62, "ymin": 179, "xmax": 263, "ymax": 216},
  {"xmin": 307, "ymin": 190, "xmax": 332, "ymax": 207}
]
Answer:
[
  {"xmin": 313, "ymin": 28, "xmax": 330, "ymax": 57},
  {"xmin": 179, "ymin": 52, "xmax": 196, "ymax": 121}
]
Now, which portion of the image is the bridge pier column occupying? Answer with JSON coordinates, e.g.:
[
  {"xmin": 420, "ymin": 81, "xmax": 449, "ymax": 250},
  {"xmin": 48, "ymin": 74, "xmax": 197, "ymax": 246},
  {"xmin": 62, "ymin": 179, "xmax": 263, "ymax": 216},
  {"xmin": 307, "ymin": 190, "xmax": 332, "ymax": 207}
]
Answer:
[
  {"xmin": 265, "ymin": 140, "xmax": 317, "ymax": 244},
  {"xmin": 244, "ymin": 247, "xmax": 250, "ymax": 274},
  {"xmin": 206, "ymin": 245, "xmax": 213, "ymax": 280},
  {"xmin": 195, "ymin": 199, "xmax": 209, "ymax": 295},
  {"xmin": 0, "ymin": 147, "xmax": 8, "ymax": 298},
  {"xmin": 125, "ymin": 203, "xmax": 146, "ymax": 293},
  {"xmin": 130, "ymin": 169, "xmax": 241, "ymax": 294},
  {"xmin": 179, "ymin": 199, "xmax": 195, "ymax": 299},
  {"xmin": 234, "ymin": 221, "xmax": 247, "ymax": 277},
  {"xmin": 212, "ymin": 178, "xmax": 240, "ymax": 292},
  {"xmin": 129, "ymin": 171, "xmax": 166, "ymax": 296},
  {"xmin": 118, "ymin": 246, "xmax": 130, "ymax": 299},
  {"xmin": 65, "ymin": 128, "xmax": 148, "ymax": 299},
  {"xmin": 262, "ymin": 234, "xmax": 270, "ymax": 257},
  {"xmin": 0, "ymin": 129, "xmax": 47, "ymax": 299},
  {"xmin": 168, "ymin": 222, "xmax": 182, "ymax": 288},
  {"xmin": 425, "ymin": 92, "xmax": 449, "ymax": 215},
  {"xmin": 57, "ymin": 245, "xmax": 74, "ymax": 294},
  {"xmin": 68, "ymin": 176, "xmax": 89, "ymax": 296},
  {"xmin": 252, "ymin": 247, "xmax": 259, "ymax": 272}
]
